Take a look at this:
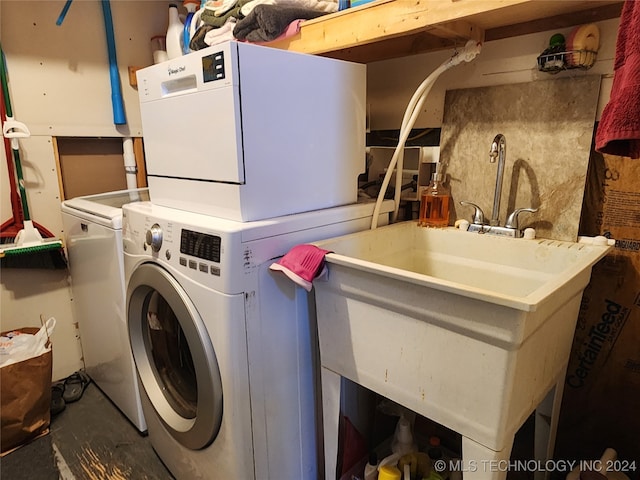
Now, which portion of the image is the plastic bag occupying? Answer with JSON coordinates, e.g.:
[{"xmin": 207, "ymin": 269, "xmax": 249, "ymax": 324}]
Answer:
[
  {"xmin": 0, "ymin": 317, "xmax": 55, "ymax": 368},
  {"xmin": 1, "ymin": 320, "xmax": 55, "ymax": 455}
]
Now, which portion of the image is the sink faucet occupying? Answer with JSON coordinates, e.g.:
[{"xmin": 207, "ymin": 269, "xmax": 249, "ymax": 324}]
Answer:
[
  {"xmin": 460, "ymin": 133, "xmax": 538, "ymax": 238},
  {"xmin": 489, "ymin": 134, "xmax": 506, "ymax": 226}
]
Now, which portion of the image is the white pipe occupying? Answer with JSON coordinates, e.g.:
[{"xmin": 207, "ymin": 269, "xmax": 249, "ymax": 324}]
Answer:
[
  {"xmin": 371, "ymin": 40, "xmax": 482, "ymax": 229},
  {"xmin": 123, "ymin": 137, "xmax": 138, "ymax": 189}
]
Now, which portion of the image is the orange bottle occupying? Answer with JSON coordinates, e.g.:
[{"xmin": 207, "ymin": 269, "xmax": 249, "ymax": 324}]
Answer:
[{"xmin": 419, "ymin": 167, "xmax": 450, "ymax": 227}]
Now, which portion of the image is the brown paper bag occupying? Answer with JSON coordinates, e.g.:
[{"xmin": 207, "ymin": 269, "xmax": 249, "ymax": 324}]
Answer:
[{"xmin": 0, "ymin": 327, "xmax": 53, "ymax": 456}]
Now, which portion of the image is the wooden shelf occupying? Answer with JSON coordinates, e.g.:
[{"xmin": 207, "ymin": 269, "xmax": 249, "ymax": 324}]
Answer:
[{"xmin": 268, "ymin": 0, "xmax": 623, "ymax": 63}]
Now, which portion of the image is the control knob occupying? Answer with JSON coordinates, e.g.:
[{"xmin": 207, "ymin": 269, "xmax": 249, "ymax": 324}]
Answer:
[{"xmin": 145, "ymin": 223, "xmax": 163, "ymax": 252}]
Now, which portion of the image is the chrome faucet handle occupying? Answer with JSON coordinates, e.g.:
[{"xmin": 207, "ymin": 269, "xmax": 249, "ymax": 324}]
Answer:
[
  {"xmin": 505, "ymin": 207, "xmax": 538, "ymax": 230},
  {"xmin": 460, "ymin": 201, "xmax": 487, "ymax": 225}
]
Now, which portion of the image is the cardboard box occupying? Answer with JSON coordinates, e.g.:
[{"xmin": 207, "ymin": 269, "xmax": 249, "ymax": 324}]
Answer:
[{"xmin": 555, "ymin": 152, "xmax": 640, "ymax": 473}]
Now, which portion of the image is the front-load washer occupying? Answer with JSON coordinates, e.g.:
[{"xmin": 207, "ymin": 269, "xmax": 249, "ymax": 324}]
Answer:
[
  {"xmin": 123, "ymin": 199, "xmax": 393, "ymax": 479},
  {"xmin": 61, "ymin": 188, "xmax": 148, "ymax": 432}
]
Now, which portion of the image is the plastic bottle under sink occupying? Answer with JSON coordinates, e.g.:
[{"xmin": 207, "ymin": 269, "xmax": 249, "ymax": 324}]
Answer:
[
  {"xmin": 391, "ymin": 415, "xmax": 417, "ymax": 456},
  {"xmin": 379, "ymin": 465, "xmax": 402, "ymax": 480},
  {"xmin": 426, "ymin": 436, "xmax": 448, "ymax": 480},
  {"xmin": 379, "ymin": 452, "xmax": 401, "ymax": 471},
  {"xmin": 364, "ymin": 452, "xmax": 379, "ymax": 480}
]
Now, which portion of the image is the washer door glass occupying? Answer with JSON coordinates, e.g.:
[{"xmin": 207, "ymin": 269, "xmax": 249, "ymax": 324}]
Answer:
[{"xmin": 128, "ymin": 263, "xmax": 223, "ymax": 450}]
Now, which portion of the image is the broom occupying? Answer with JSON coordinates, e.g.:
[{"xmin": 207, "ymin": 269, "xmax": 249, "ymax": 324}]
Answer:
[{"xmin": 0, "ymin": 45, "xmax": 67, "ymax": 269}]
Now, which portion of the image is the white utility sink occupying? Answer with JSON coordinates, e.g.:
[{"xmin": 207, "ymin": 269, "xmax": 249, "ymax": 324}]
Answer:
[{"xmin": 312, "ymin": 221, "xmax": 611, "ymax": 480}]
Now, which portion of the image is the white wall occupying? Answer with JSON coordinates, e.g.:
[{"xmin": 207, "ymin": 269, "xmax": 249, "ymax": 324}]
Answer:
[
  {"xmin": 0, "ymin": 1, "xmax": 621, "ymax": 381},
  {"xmin": 368, "ymin": 17, "xmax": 620, "ymax": 130},
  {"xmin": 1, "ymin": 0, "xmax": 168, "ymax": 137},
  {"xmin": 0, "ymin": 0, "xmax": 167, "ymax": 380}
]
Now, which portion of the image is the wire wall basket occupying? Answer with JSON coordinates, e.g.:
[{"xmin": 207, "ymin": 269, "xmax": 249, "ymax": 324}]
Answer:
[{"xmin": 537, "ymin": 49, "xmax": 598, "ymax": 74}]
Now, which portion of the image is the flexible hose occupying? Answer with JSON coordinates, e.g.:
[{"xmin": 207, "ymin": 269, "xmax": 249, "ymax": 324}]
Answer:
[
  {"xmin": 370, "ymin": 41, "xmax": 482, "ymax": 229},
  {"xmin": 370, "ymin": 66, "xmax": 445, "ymax": 228},
  {"xmin": 392, "ymin": 63, "xmax": 449, "ymax": 222}
]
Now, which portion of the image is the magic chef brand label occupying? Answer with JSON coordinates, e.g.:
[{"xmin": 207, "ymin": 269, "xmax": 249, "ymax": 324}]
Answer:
[
  {"xmin": 566, "ymin": 299, "xmax": 630, "ymax": 389},
  {"xmin": 168, "ymin": 65, "xmax": 186, "ymax": 76}
]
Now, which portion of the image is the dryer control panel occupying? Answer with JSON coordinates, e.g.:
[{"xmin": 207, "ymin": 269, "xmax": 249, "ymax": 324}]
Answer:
[
  {"xmin": 180, "ymin": 229, "xmax": 221, "ymax": 263},
  {"xmin": 122, "ymin": 202, "xmax": 248, "ymax": 294}
]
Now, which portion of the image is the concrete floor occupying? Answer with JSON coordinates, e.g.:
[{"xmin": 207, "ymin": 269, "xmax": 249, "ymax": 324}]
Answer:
[
  {"xmin": 0, "ymin": 380, "xmax": 537, "ymax": 480},
  {"xmin": 0, "ymin": 383, "xmax": 173, "ymax": 480}
]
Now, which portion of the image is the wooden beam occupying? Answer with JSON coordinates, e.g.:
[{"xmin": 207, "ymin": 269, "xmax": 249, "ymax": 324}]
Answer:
[
  {"xmin": 52, "ymin": 137, "xmax": 67, "ymax": 202},
  {"xmin": 485, "ymin": 3, "xmax": 623, "ymax": 41},
  {"xmin": 133, "ymin": 137, "xmax": 147, "ymax": 188},
  {"xmin": 267, "ymin": 0, "xmax": 622, "ymax": 63},
  {"xmin": 430, "ymin": 20, "xmax": 484, "ymax": 42},
  {"xmin": 322, "ymin": 29, "xmax": 477, "ymax": 63},
  {"xmin": 269, "ymin": 0, "xmax": 519, "ymax": 55}
]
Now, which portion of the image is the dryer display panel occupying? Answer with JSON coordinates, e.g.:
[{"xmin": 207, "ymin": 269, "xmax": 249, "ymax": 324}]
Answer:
[{"xmin": 180, "ymin": 229, "xmax": 221, "ymax": 262}]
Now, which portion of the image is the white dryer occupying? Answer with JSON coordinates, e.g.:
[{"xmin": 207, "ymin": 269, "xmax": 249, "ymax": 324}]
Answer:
[
  {"xmin": 61, "ymin": 188, "xmax": 149, "ymax": 432},
  {"xmin": 123, "ymin": 200, "xmax": 392, "ymax": 479}
]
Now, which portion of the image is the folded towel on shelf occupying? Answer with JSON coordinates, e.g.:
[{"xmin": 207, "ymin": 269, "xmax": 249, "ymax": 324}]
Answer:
[
  {"xmin": 201, "ymin": 0, "xmax": 252, "ymax": 28},
  {"xmin": 233, "ymin": 4, "xmax": 326, "ymax": 42},
  {"xmin": 190, "ymin": 24, "xmax": 215, "ymax": 50},
  {"xmin": 240, "ymin": 0, "xmax": 338, "ymax": 17},
  {"xmin": 207, "ymin": 0, "xmax": 239, "ymax": 17},
  {"xmin": 204, "ymin": 18, "xmax": 237, "ymax": 47},
  {"xmin": 252, "ymin": 18, "xmax": 305, "ymax": 44},
  {"xmin": 595, "ymin": 0, "xmax": 640, "ymax": 159},
  {"xmin": 269, "ymin": 244, "xmax": 332, "ymax": 292}
]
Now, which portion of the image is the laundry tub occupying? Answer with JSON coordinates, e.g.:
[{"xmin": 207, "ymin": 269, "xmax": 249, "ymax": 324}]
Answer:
[{"xmin": 312, "ymin": 222, "xmax": 612, "ymax": 480}]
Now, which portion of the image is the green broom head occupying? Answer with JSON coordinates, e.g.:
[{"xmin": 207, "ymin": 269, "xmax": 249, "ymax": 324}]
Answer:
[
  {"xmin": 1, "ymin": 239, "xmax": 63, "ymax": 256},
  {"xmin": 0, "ymin": 239, "xmax": 67, "ymax": 269}
]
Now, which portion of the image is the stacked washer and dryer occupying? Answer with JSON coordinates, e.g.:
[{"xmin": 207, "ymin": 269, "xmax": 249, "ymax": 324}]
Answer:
[{"xmin": 72, "ymin": 41, "xmax": 391, "ymax": 479}]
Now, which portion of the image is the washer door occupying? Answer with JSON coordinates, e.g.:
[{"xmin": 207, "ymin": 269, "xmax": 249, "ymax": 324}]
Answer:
[{"xmin": 127, "ymin": 263, "xmax": 223, "ymax": 450}]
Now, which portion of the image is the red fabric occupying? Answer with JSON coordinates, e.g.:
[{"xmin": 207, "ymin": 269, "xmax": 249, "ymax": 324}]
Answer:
[
  {"xmin": 339, "ymin": 416, "xmax": 368, "ymax": 476},
  {"xmin": 595, "ymin": 0, "xmax": 640, "ymax": 159}
]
